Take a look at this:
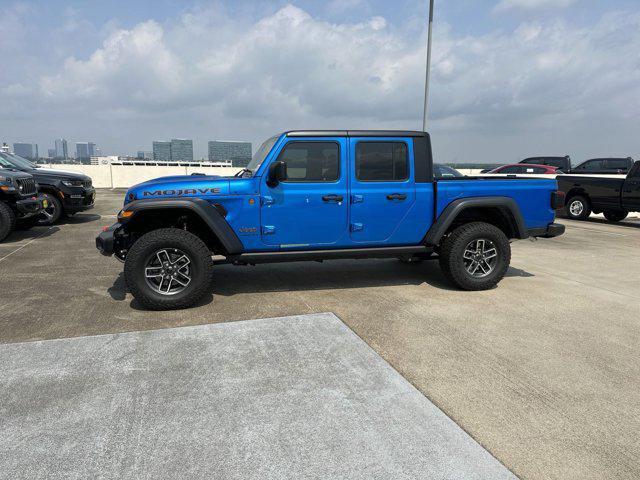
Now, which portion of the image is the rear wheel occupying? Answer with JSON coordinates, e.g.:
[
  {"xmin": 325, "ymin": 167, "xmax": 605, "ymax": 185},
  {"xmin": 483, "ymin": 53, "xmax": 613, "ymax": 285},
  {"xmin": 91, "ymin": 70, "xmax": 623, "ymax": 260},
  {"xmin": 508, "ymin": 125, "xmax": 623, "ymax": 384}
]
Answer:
[
  {"xmin": 439, "ymin": 222, "xmax": 511, "ymax": 291},
  {"xmin": 603, "ymin": 210, "xmax": 628, "ymax": 222},
  {"xmin": 0, "ymin": 202, "xmax": 16, "ymax": 242},
  {"xmin": 566, "ymin": 195, "xmax": 591, "ymax": 220},
  {"xmin": 124, "ymin": 228, "xmax": 214, "ymax": 310},
  {"xmin": 38, "ymin": 193, "xmax": 63, "ymax": 225}
]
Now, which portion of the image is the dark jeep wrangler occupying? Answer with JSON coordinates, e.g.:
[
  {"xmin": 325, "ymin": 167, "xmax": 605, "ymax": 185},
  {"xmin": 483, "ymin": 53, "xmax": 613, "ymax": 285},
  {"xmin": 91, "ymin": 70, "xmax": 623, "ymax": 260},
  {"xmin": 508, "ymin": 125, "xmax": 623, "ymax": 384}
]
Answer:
[{"xmin": 0, "ymin": 167, "xmax": 47, "ymax": 242}]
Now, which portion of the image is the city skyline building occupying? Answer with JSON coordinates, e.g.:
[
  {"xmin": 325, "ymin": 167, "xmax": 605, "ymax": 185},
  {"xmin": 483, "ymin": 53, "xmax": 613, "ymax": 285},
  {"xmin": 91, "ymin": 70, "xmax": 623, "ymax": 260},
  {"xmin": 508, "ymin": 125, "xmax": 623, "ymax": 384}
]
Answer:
[
  {"xmin": 54, "ymin": 138, "xmax": 68, "ymax": 159},
  {"xmin": 13, "ymin": 142, "xmax": 38, "ymax": 160},
  {"xmin": 170, "ymin": 139, "xmax": 193, "ymax": 162},
  {"xmin": 75, "ymin": 142, "xmax": 96, "ymax": 162},
  {"xmin": 208, "ymin": 140, "xmax": 252, "ymax": 167},
  {"xmin": 152, "ymin": 141, "xmax": 172, "ymax": 161}
]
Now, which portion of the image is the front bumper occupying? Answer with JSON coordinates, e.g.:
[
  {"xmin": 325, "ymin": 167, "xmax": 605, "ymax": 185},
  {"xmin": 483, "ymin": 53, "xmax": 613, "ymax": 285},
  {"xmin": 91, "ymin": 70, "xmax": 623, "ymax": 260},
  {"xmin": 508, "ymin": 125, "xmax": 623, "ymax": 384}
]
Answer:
[
  {"xmin": 16, "ymin": 195, "xmax": 48, "ymax": 218},
  {"xmin": 63, "ymin": 187, "xmax": 96, "ymax": 212},
  {"xmin": 527, "ymin": 223, "xmax": 566, "ymax": 239},
  {"xmin": 96, "ymin": 223, "xmax": 121, "ymax": 256}
]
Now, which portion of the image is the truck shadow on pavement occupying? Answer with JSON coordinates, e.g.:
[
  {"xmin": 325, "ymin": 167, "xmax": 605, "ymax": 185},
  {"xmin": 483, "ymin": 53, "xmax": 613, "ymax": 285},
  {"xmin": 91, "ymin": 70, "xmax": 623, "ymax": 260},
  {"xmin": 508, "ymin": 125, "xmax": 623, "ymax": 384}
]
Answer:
[
  {"xmin": 107, "ymin": 261, "xmax": 534, "ymax": 308},
  {"xmin": 208, "ymin": 261, "xmax": 535, "ymax": 296}
]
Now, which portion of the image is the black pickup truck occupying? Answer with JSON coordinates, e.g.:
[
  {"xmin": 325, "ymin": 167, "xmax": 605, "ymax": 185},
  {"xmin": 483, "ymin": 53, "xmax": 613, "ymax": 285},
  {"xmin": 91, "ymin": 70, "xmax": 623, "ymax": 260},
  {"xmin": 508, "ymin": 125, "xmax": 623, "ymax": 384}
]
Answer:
[{"xmin": 558, "ymin": 160, "xmax": 640, "ymax": 222}]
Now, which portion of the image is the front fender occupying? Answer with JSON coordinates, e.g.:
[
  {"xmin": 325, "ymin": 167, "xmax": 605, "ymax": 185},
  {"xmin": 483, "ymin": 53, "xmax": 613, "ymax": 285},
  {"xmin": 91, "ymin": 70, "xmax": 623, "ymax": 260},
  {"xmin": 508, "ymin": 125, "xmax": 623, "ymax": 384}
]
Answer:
[{"xmin": 119, "ymin": 198, "xmax": 244, "ymax": 254}]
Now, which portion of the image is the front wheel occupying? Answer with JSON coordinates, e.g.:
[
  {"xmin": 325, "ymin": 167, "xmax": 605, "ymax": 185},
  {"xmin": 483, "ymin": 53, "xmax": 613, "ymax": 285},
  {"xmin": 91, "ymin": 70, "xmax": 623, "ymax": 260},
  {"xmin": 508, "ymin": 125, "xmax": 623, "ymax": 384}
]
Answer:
[
  {"xmin": 38, "ymin": 193, "xmax": 63, "ymax": 225},
  {"xmin": 0, "ymin": 202, "xmax": 16, "ymax": 242},
  {"xmin": 438, "ymin": 222, "xmax": 511, "ymax": 291},
  {"xmin": 124, "ymin": 228, "xmax": 214, "ymax": 310},
  {"xmin": 603, "ymin": 210, "xmax": 628, "ymax": 222}
]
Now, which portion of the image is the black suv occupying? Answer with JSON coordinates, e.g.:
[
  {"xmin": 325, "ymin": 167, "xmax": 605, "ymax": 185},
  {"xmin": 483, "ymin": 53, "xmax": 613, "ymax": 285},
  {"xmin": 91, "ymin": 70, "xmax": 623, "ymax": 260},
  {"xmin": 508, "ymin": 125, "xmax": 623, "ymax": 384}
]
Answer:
[
  {"xmin": 571, "ymin": 157, "xmax": 634, "ymax": 175},
  {"xmin": 0, "ymin": 167, "xmax": 47, "ymax": 241},
  {"xmin": 0, "ymin": 152, "xmax": 95, "ymax": 225}
]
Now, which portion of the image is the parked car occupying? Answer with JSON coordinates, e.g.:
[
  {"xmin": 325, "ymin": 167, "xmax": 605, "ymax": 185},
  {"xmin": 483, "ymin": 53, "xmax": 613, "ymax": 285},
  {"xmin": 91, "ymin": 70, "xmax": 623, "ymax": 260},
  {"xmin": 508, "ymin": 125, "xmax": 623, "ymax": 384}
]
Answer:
[
  {"xmin": 0, "ymin": 165, "xmax": 47, "ymax": 242},
  {"xmin": 520, "ymin": 156, "xmax": 572, "ymax": 172},
  {"xmin": 558, "ymin": 160, "xmax": 640, "ymax": 222},
  {"xmin": 487, "ymin": 164, "xmax": 560, "ymax": 175},
  {"xmin": 434, "ymin": 164, "xmax": 464, "ymax": 178},
  {"xmin": 570, "ymin": 157, "xmax": 634, "ymax": 175},
  {"xmin": 0, "ymin": 152, "xmax": 95, "ymax": 225},
  {"xmin": 97, "ymin": 130, "xmax": 565, "ymax": 310}
]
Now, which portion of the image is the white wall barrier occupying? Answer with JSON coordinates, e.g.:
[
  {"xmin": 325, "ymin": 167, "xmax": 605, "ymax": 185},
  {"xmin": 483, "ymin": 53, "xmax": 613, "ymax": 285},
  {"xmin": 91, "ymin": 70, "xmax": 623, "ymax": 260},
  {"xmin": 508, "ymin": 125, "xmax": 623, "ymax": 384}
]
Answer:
[{"xmin": 40, "ymin": 164, "xmax": 242, "ymax": 189}]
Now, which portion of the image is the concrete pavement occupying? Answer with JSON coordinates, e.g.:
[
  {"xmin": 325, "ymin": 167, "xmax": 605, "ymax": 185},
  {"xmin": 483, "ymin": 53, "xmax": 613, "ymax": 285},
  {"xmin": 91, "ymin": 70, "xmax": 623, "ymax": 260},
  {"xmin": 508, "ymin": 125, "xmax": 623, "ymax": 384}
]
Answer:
[
  {"xmin": 0, "ymin": 313, "xmax": 515, "ymax": 480},
  {"xmin": 0, "ymin": 189, "xmax": 639, "ymax": 479}
]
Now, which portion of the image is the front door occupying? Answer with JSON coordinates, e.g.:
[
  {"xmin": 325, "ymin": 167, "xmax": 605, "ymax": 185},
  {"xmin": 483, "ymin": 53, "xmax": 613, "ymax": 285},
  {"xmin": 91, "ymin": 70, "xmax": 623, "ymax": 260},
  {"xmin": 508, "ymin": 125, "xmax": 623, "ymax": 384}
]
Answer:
[
  {"xmin": 622, "ymin": 162, "xmax": 640, "ymax": 210},
  {"xmin": 260, "ymin": 138, "xmax": 348, "ymax": 248},
  {"xmin": 348, "ymin": 138, "xmax": 416, "ymax": 244}
]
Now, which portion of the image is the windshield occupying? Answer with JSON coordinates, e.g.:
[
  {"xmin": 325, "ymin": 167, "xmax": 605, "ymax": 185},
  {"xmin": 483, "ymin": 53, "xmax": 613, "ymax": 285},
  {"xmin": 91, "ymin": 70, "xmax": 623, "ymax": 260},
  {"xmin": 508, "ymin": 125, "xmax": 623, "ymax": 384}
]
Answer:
[
  {"xmin": 0, "ymin": 152, "xmax": 36, "ymax": 171},
  {"xmin": 246, "ymin": 135, "xmax": 279, "ymax": 173}
]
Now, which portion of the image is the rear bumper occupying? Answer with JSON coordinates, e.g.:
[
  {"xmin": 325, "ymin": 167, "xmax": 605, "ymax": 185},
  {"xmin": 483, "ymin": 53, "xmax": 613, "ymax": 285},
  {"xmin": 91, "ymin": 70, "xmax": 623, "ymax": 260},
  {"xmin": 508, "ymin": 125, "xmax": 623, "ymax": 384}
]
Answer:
[
  {"xmin": 96, "ymin": 223, "xmax": 121, "ymax": 256},
  {"xmin": 527, "ymin": 223, "xmax": 566, "ymax": 239},
  {"xmin": 15, "ymin": 195, "xmax": 47, "ymax": 217}
]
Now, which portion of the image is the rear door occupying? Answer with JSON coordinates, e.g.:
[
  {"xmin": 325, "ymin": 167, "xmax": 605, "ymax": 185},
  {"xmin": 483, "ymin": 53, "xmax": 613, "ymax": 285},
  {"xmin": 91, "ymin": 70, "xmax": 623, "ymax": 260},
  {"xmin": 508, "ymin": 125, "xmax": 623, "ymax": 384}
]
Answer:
[
  {"xmin": 259, "ymin": 138, "xmax": 348, "ymax": 248},
  {"xmin": 348, "ymin": 138, "xmax": 416, "ymax": 244}
]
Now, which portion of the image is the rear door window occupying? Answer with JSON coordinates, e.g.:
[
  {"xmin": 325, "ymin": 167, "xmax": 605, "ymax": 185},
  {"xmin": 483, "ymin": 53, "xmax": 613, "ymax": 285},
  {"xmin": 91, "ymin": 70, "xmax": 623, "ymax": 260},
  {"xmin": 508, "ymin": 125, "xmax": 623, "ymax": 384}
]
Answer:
[
  {"xmin": 355, "ymin": 142, "xmax": 409, "ymax": 181},
  {"xmin": 605, "ymin": 159, "xmax": 630, "ymax": 170}
]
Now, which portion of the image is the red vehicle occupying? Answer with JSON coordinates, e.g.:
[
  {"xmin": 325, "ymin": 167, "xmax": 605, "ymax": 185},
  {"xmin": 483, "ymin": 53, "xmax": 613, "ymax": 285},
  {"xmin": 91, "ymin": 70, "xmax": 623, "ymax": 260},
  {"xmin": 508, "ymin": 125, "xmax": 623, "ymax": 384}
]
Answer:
[{"xmin": 487, "ymin": 164, "xmax": 560, "ymax": 175}]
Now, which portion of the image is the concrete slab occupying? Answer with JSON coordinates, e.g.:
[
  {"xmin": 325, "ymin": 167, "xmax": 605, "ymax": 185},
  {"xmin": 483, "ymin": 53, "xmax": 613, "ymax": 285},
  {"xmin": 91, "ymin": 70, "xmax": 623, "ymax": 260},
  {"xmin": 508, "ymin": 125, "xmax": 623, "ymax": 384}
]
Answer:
[{"xmin": 0, "ymin": 313, "xmax": 514, "ymax": 480}]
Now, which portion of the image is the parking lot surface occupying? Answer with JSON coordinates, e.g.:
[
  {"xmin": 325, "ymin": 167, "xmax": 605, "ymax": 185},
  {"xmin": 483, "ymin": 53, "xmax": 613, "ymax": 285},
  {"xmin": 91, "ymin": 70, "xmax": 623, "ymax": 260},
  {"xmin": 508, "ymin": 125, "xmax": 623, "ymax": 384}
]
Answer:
[
  {"xmin": 0, "ymin": 313, "xmax": 515, "ymax": 480},
  {"xmin": 1, "ymin": 189, "xmax": 639, "ymax": 480}
]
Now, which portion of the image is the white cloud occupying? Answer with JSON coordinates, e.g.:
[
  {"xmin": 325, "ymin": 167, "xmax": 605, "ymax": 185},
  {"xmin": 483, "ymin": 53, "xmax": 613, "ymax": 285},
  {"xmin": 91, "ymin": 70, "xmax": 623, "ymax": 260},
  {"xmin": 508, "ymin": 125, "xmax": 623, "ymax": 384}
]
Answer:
[
  {"xmin": 494, "ymin": 0, "xmax": 578, "ymax": 13},
  {"xmin": 1, "ymin": 4, "xmax": 639, "ymax": 162}
]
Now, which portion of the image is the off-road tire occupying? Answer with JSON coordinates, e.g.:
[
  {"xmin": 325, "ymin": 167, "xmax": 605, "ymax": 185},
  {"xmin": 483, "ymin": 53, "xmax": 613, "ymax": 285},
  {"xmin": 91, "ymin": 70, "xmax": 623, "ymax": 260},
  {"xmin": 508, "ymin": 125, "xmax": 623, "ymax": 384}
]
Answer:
[
  {"xmin": 0, "ymin": 202, "xmax": 16, "ymax": 242},
  {"xmin": 38, "ymin": 193, "xmax": 63, "ymax": 225},
  {"xmin": 565, "ymin": 195, "xmax": 591, "ymax": 221},
  {"xmin": 124, "ymin": 228, "xmax": 214, "ymax": 310},
  {"xmin": 603, "ymin": 210, "xmax": 628, "ymax": 222},
  {"xmin": 438, "ymin": 222, "xmax": 511, "ymax": 291}
]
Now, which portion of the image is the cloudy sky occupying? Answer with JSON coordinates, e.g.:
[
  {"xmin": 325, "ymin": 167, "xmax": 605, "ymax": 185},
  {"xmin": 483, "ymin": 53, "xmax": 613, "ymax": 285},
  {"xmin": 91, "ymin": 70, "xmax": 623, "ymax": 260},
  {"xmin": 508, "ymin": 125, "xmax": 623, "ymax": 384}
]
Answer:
[{"xmin": 1, "ymin": 0, "xmax": 639, "ymax": 163}]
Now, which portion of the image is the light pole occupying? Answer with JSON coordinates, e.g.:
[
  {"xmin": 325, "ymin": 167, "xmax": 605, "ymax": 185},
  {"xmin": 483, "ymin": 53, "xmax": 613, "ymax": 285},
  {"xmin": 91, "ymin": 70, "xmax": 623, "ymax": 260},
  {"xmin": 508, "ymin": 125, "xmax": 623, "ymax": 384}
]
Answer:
[{"xmin": 422, "ymin": 0, "xmax": 435, "ymax": 131}]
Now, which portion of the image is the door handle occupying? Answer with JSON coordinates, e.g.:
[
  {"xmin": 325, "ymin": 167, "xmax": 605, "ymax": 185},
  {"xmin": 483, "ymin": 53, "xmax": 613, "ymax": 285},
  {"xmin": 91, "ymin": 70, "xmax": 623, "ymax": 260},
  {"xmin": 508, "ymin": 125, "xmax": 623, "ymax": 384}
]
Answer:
[
  {"xmin": 386, "ymin": 193, "xmax": 407, "ymax": 201},
  {"xmin": 322, "ymin": 194, "xmax": 343, "ymax": 202}
]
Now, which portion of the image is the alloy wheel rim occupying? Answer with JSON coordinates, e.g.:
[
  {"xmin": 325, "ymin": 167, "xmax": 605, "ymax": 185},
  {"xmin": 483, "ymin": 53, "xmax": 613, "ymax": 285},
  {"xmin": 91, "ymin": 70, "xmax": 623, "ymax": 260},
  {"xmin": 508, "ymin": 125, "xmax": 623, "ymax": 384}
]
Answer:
[
  {"xmin": 144, "ymin": 248, "xmax": 192, "ymax": 295},
  {"xmin": 463, "ymin": 238, "xmax": 498, "ymax": 278},
  {"xmin": 569, "ymin": 200, "xmax": 584, "ymax": 216},
  {"xmin": 39, "ymin": 199, "xmax": 56, "ymax": 223}
]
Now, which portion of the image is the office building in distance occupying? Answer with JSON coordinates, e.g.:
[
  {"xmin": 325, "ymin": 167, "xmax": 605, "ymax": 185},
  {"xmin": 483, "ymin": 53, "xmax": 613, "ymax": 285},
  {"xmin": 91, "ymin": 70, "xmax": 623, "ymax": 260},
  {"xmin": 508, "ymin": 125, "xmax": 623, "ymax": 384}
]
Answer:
[
  {"xmin": 75, "ymin": 142, "xmax": 96, "ymax": 163},
  {"xmin": 152, "ymin": 141, "xmax": 172, "ymax": 161},
  {"xmin": 13, "ymin": 143, "xmax": 38, "ymax": 160},
  {"xmin": 54, "ymin": 139, "xmax": 68, "ymax": 159},
  {"xmin": 170, "ymin": 139, "xmax": 193, "ymax": 161},
  {"xmin": 208, "ymin": 141, "xmax": 252, "ymax": 167}
]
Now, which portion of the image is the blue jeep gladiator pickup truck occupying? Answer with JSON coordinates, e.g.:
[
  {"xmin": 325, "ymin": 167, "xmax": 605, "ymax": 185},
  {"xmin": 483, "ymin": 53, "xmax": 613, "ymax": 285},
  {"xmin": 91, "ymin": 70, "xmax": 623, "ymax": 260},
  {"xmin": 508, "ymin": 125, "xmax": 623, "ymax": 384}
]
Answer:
[{"xmin": 96, "ymin": 131, "xmax": 565, "ymax": 310}]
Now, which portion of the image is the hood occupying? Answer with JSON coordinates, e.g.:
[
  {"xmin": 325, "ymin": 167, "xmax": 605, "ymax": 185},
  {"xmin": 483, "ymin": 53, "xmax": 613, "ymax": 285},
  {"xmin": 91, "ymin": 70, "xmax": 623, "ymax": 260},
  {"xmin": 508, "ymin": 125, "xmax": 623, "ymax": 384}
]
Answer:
[
  {"xmin": 34, "ymin": 168, "xmax": 91, "ymax": 181},
  {"xmin": 125, "ymin": 174, "xmax": 233, "ymax": 204},
  {"xmin": 0, "ymin": 168, "xmax": 33, "ymax": 181}
]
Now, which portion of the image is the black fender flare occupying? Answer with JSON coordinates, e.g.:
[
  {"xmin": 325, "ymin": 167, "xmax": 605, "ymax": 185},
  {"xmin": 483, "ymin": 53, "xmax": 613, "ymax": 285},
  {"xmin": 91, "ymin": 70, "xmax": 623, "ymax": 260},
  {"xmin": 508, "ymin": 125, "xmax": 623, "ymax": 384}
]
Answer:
[
  {"xmin": 120, "ymin": 198, "xmax": 243, "ymax": 254},
  {"xmin": 423, "ymin": 196, "xmax": 528, "ymax": 245}
]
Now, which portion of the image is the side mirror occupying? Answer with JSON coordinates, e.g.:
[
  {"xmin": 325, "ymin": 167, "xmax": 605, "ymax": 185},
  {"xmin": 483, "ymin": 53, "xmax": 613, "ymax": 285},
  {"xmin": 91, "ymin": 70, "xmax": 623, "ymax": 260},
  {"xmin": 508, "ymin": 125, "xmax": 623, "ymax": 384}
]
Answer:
[{"xmin": 267, "ymin": 161, "xmax": 287, "ymax": 187}]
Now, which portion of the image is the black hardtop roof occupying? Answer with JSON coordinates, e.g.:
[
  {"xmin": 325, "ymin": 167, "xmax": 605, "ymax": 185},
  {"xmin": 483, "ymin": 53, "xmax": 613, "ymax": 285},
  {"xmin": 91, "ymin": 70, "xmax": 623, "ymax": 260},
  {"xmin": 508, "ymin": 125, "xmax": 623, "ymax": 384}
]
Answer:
[{"xmin": 285, "ymin": 130, "xmax": 427, "ymax": 138}]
